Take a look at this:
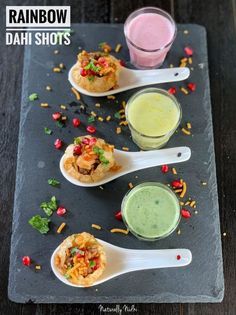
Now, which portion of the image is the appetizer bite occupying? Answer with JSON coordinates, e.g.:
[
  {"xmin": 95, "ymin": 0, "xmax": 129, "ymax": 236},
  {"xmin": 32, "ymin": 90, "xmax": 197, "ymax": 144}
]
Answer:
[
  {"xmin": 72, "ymin": 50, "xmax": 121, "ymax": 92},
  {"xmin": 54, "ymin": 232, "xmax": 106, "ymax": 286},
  {"xmin": 63, "ymin": 135, "xmax": 116, "ymax": 183}
]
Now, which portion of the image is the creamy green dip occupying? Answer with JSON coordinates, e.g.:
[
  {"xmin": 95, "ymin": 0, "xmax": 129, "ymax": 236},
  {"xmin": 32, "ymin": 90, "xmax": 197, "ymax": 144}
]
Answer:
[{"xmin": 122, "ymin": 183, "xmax": 180, "ymax": 240}]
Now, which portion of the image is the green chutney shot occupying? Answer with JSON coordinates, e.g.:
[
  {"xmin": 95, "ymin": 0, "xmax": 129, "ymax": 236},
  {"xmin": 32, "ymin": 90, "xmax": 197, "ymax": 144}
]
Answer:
[{"xmin": 121, "ymin": 182, "xmax": 180, "ymax": 241}]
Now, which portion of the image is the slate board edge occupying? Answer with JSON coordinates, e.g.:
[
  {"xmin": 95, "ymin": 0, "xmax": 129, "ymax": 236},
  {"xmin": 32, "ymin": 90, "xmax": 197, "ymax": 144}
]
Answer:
[{"xmin": 8, "ymin": 23, "xmax": 224, "ymax": 304}]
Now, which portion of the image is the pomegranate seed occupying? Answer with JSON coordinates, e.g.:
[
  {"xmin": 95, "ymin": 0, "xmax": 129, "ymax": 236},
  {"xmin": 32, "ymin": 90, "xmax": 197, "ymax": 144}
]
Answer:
[
  {"xmin": 73, "ymin": 145, "xmax": 82, "ymax": 155},
  {"xmin": 184, "ymin": 46, "xmax": 193, "ymax": 56},
  {"xmin": 176, "ymin": 255, "xmax": 181, "ymax": 260},
  {"xmin": 86, "ymin": 125, "xmax": 96, "ymax": 134},
  {"xmin": 57, "ymin": 206, "xmax": 67, "ymax": 216},
  {"xmin": 89, "ymin": 137, "xmax": 97, "ymax": 146},
  {"xmin": 54, "ymin": 138, "xmax": 63, "ymax": 149},
  {"xmin": 52, "ymin": 112, "xmax": 61, "ymax": 121},
  {"xmin": 181, "ymin": 209, "xmax": 191, "ymax": 219},
  {"xmin": 80, "ymin": 69, "xmax": 87, "ymax": 77},
  {"xmin": 171, "ymin": 180, "xmax": 183, "ymax": 188},
  {"xmin": 115, "ymin": 211, "xmax": 123, "ymax": 221},
  {"xmin": 161, "ymin": 165, "xmax": 169, "ymax": 173},
  {"xmin": 76, "ymin": 253, "xmax": 84, "ymax": 258},
  {"xmin": 22, "ymin": 256, "xmax": 31, "ymax": 266},
  {"xmin": 187, "ymin": 82, "xmax": 196, "ymax": 92},
  {"xmin": 82, "ymin": 137, "xmax": 90, "ymax": 145},
  {"xmin": 120, "ymin": 60, "xmax": 125, "ymax": 67},
  {"xmin": 168, "ymin": 87, "xmax": 177, "ymax": 95},
  {"xmin": 72, "ymin": 118, "xmax": 81, "ymax": 128}
]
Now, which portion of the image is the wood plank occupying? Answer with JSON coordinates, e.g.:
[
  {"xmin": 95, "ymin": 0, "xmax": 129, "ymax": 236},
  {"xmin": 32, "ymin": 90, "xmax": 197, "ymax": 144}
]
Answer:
[{"xmin": 174, "ymin": 0, "xmax": 236, "ymax": 314}]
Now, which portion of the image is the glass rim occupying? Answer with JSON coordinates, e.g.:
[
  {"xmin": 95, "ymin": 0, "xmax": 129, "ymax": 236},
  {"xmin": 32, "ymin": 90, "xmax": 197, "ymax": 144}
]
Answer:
[
  {"xmin": 124, "ymin": 7, "xmax": 177, "ymax": 53},
  {"xmin": 125, "ymin": 87, "xmax": 182, "ymax": 139},
  {"xmin": 121, "ymin": 182, "xmax": 181, "ymax": 241}
]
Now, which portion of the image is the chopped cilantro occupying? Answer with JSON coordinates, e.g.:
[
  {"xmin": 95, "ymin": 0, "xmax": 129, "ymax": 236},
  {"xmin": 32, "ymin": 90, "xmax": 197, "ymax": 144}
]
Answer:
[
  {"xmin": 44, "ymin": 127, "xmax": 52, "ymax": 135},
  {"xmin": 93, "ymin": 146, "xmax": 109, "ymax": 165},
  {"xmin": 114, "ymin": 112, "xmax": 121, "ymax": 119},
  {"xmin": 70, "ymin": 247, "xmax": 79, "ymax": 255},
  {"xmin": 74, "ymin": 137, "xmax": 81, "ymax": 145},
  {"xmin": 28, "ymin": 215, "xmax": 50, "ymax": 234},
  {"xmin": 88, "ymin": 76, "xmax": 95, "ymax": 81},
  {"xmin": 64, "ymin": 274, "xmax": 71, "ymax": 279},
  {"xmin": 88, "ymin": 116, "xmax": 95, "ymax": 123},
  {"xmin": 99, "ymin": 42, "xmax": 106, "ymax": 48},
  {"xmin": 56, "ymin": 121, "xmax": 64, "ymax": 128},
  {"xmin": 89, "ymin": 260, "xmax": 96, "ymax": 267},
  {"xmin": 28, "ymin": 93, "xmax": 38, "ymax": 101},
  {"xmin": 84, "ymin": 61, "xmax": 101, "ymax": 73},
  {"xmin": 40, "ymin": 196, "xmax": 57, "ymax": 216},
  {"xmin": 48, "ymin": 178, "xmax": 60, "ymax": 187}
]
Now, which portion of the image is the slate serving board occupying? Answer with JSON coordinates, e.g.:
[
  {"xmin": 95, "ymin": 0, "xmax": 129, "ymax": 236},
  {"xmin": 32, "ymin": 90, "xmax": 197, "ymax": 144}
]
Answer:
[{"xmin": 8, "ymin": 23, "xmax": 224, "ymax": 303}]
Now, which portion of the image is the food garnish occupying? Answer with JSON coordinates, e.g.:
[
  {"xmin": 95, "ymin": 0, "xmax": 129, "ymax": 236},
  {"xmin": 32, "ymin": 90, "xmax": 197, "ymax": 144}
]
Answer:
[
  {"xmin": 71, "ymin": 87, "xmax": 81, "ymax": 100},
  {"xmin": 91, "ymin": 224, "xmax": 102, "ymax": 230},
  {"xmin": 168, "ymin": 87, "xmax": 177, "ymax": 95},
  {"xmin": 110, "ymin": 228, "xmax": 129, "ymax": 235},
  {"xmin": 52, "ymin": 112, "xmax": 62, "ymax": 121},
  {"xmin": 181, "ymin": 209, "xmax": 191, "ymax": 219},
  {"xmin": 72, "ymin": 118, "xmax": 81, "ymax": 127},
  {"xmin": 184, "ymin": 46, "xmax": 193, "ymax": 56},
  {"xmin": 86, "ymin": 125, "xmax": 96, "ymax": 134},
  {"xmin": 54, "ymin": 232, "xmax": 106, "ymax": 286},
  {"xmin": 161, "ymin": 164, "xmax": 169, "ymax": 173},
  {"xmin": 128, "ymin": 182, "xmax": 133, "ymax": 189},
  {"xmin": 28, "ymin": 93, "xmax": 38, "ymax": 101},
  {"xmin": 35, "ymin": 265, "xmax": 41, "ymax": 270},
  {"xmin": 176, "ymin": 255, "xmax": 181, "ymax": 260},
  {"xmin": 187, "ymin": 82, "xmax": 196, "ymax": 92},
  {"xmin": 172, "ymin": 167, "xmax": 177, "ymax": 175},
  {"xmin": 99, "ymin": 42, "xmax": 112, "ymax": 53},
  {"xmin": 40, "ymin": 103, "xmax": 49, "ymax": 108},
  {"xmin": 57, "ymin": 222, "xmax": 66, "ymax": 234},
  {"xmin": 114, "ymin": 211, "xmax": 122, "ymax": 221},
  {"xmin": 48, "ymin": 178, "xmax": 60, "ymax": 186},
  {"xmin": 122, "ymin": 147, "xmax": 129, "ymax": 151},
  {"xmin": 115, "ymin": 44, "xmax": 122, "ymax": 53},
  {"xmin": 53, "ymin": 67, "xmax": 61, "ymax": 73},
  {"xmin": 44, "ymin": 127, "xmax": 52, "ymax": 135},
  {"xmin": 22, "ymin": 256, "xmax": 31, "ymax": 266},
  {"xmin": 46, "ymin": 85, "xmax": 52, "ymax": 91},
  {"xmin": 40, "ymin": 196, "xmax": 58, "ymax": 216},
  {"xmin": 56, "ymin": 206, "xmax": 67, "ymax": 216},
  {"xmin": 54, "ymin": 139, "xmax": 63, "ymax": 149},
  {"xmin": 180, "ymin": 87, "xmax": 189, "ymax": 95},
  {"xmin": 181, "ymin": 127, "xmax": 191, "ymax": 135},
  {"xmin": 28, "ymin": 215, "xmax": 50, "ymax": 234}
]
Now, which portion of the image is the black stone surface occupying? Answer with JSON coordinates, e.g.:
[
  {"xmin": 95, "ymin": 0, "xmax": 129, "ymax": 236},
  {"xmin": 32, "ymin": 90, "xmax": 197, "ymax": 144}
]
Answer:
[{"xmin": 8, "ymin": 24, "xmax": 224, "ymax": 303}]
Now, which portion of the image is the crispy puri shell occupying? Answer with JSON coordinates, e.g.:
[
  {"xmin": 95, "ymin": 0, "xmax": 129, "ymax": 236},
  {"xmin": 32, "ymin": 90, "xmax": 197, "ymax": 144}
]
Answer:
[
  {"xmin": 54, "ymin": 232, "xmax": 106, "ymax": 287},
  {"xmin": 72, "ymin": 54, "xmax": 121, "ymax": 93}
]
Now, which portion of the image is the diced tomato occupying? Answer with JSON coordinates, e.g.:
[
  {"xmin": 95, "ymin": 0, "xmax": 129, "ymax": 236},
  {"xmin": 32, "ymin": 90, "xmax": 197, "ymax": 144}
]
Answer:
[{"xmin": 115, "ymin": 211, "xmax": 123, "ymax": 221}]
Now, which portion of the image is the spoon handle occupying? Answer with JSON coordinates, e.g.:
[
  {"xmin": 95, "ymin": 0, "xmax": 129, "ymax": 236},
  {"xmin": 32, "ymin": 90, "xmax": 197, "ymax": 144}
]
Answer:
[
  {"xmin": 121, "ymin": 248, "xmax": 192, "ymax": 271},
  {"xmin": 131, "ymin": 67, "xmax": 190, "ymax": 85},
  {"xmin": 128, "ymin": 146, "xmax": 191, "ymax": 171}
]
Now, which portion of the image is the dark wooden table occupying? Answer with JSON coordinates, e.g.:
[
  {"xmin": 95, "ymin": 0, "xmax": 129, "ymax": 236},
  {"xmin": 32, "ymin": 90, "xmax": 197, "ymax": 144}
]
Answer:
[{"xmin": 1, "ymin": 0, "xmax": 235, "ymax": 314}]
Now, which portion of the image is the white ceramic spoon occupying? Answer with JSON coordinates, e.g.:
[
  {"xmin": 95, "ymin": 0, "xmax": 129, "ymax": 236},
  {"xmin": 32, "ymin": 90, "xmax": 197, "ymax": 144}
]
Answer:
[
  {"xmin": 51, "ymin": 239, "xmax": 192, "ymax": 287},
  {"xmin": 68, "ymin": 65, "xmax": 190, "ymax": 97},
  {"xmin": 60, "ymin": 146, "xmax": 191, "ymax": 187}
]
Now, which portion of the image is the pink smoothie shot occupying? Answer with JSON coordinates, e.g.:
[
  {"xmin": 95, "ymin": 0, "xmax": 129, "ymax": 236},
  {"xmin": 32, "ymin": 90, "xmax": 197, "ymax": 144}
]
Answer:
[{"xmin": 125, "ymin": 12, "xmax": 176, "ymax": 68}]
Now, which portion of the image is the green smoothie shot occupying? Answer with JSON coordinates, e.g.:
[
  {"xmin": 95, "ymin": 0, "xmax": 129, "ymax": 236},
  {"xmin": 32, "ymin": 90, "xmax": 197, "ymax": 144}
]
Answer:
[
  {"xmin": 125, "ymin": 88, "xmax": 182, "ymax": 150},
  {"xmin": 121, "ymin": 182, "xmax": 180, "ymax": 241}
]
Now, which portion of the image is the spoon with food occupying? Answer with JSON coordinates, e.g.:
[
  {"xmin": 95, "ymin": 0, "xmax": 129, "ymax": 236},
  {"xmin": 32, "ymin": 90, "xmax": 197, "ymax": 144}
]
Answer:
[
  {"xmin": 60, "ymin": 135, "xmax": 191, "ymax": 187},
  {"xmin": 51, "ymin": 232, "xmax": 192, "ymax": 287},
  {"xmin": 68, "ymin": 50, "xmax": 190, "ymax": 97}
]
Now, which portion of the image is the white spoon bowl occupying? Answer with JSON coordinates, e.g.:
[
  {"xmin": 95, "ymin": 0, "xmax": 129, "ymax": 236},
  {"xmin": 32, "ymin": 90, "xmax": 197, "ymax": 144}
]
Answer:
[
  {"xmin": 60, "ymin": 146, "xmax": 191, "ymax": 187},
  {"xmin": 51, "ymin": 239, "xmax": 192, "ymax": 287},
  {"xmin": 68, "ymin": 64, "xmax": 190, "ymax": 97}
]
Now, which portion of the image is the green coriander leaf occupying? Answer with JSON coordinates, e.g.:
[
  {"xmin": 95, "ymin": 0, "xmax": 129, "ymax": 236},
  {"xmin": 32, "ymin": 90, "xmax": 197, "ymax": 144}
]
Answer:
[
  {"xmin": 88, "ymin": 76, "xmax": 95, "ymax": 82},
  {"xmin": 64, "ymin": 274, "xmax": 71, "ymax": 279},
  {"xmin": 28, "ymin": 215, "xmax": 50, "ymax": 234},
  {"xmin": 88, "ymin": 116, "xmax": 95, "ymax": 123},
  {"xmin": 99, "ymin": 155, "xmax": 109, "ymax": 165},
  {"xmin": 89, "ymin": 260, "xmax": 96, "ymax": 267},
  {"xmin": 28, "ymin": 93, "xmax": 38, "ymax": 101},
  {"xmin": 48, "ymin": 178, "xmax": 60, "ymax": 187},
  {"xmin": 44, "ymin": 127, "xmax": 52, "ymax": 135},
  {"xmin": 114, "ymin": 112, "xmax": 121, "ymax": 119},
  {"xmin": 40, "ymin": 196, "xmax": 57, "ymax": 216},
  {"xmin": 56, "ymin": 121, "xmax": 64, "ymax": 128},
  {"xmin": 74, "ymin": 137, "xmax": 81, "ymax": 145},
  {"xmin": 70, "ymin": 247, "xmax": 79, "ymax": 255},
  {"xmin": 98, "ymin": 42, "xmax": 106, "ymax": 48}
]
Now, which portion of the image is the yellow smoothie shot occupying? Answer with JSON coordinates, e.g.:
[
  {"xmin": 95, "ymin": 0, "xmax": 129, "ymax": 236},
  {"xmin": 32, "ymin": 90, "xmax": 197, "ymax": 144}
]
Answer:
[{"xmin": 126, "ymin": 88, "xmax": 182, "ymax": 150}]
